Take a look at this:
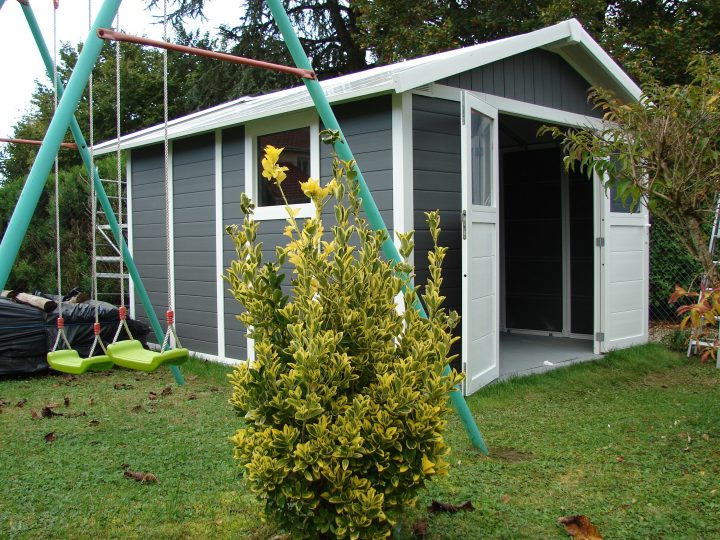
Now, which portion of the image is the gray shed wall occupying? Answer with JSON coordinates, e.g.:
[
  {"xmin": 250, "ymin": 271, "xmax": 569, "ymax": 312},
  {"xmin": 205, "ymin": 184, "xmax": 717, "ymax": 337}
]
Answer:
[
  {"xmin": 222, "ymin": 126, "xmax": 246, "ymax": 361},
  {"xmin": 438, "ymin": 49, "xmax": 601, "ymax": 117},
  {"xmin": 412, "ymin": 95, "xmax": 462, "ymax": 318},
  {"xmin": 320, "ymin": 95, "xmax": 394, "ymax": 237},
  {"xmin": 130, "ymin": 144, "xmax": 169, "ymax": 341},
  {"xmin": 172, "ymin": 133, "xmax": 217, "ymax": 355}
]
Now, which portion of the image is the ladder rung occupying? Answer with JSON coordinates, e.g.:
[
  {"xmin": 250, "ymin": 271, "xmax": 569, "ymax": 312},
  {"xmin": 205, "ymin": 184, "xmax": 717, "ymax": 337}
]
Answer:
[
  {"xmin": 96, "ymin": 256, "xmax": 122, "ymax": 262},
  {"xmin": 96, "ymin": 272, "xmax": 129, "ymax": 278},
  {"xmin": 98, "ymin": 224, "xmax": 127, "ymax": 230}
]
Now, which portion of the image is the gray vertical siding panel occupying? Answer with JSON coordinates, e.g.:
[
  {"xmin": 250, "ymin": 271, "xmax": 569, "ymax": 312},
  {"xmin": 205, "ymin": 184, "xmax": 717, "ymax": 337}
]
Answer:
[
  {"xmin": 221, "ymin": 126, "xmax": 247, "ymax": 361},
  {"xmin": 130, "ymin": 144, "xmax": 168, "ymax": 342},
  {"xmin": 437, "ymin": 49, "xmax": 601, "ymax": 117},
  {"xmin": 320, "ymin": 95, "xmax": 394, "ymax": 240},
  {"xmin": 412, "ymin": 95, "xmax": 462, "ymax": 321},
  {"xmin": 173, "ymin": 133, "xmax": 217, "ymax": 356}
]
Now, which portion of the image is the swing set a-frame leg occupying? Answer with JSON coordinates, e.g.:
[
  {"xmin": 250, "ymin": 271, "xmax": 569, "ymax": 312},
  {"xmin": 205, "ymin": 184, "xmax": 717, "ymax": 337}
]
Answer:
[
  {"xmin": 265, "ymin": 0, "xmax": 488, "ymax": 453},
  {"xmin": 1, "ymin": 0, "xmax": 184, "ymax": 385}
]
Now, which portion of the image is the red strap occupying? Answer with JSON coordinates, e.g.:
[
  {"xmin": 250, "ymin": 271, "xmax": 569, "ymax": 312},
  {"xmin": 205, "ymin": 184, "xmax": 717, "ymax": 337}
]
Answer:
[
  {"xmin": 93, "ymin": 322, "xmax": 101, "ymax": 336},
  {"xmin": 57, "ymin": 317, "xmax": 64, "ymax": 330},
  {"xmin": 119, "ymin": 306, "xmax": 127, "ymax": 320},
  {"xmin": 166, "ymin": 310, "xmax": 174, "ymax": 325}
]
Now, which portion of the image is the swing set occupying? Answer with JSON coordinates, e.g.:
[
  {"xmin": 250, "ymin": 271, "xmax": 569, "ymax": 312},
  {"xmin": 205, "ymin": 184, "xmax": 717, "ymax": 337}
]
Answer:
[{"xmin": 0, "ymin": 0, "xmax": 489, "ymax": 453}]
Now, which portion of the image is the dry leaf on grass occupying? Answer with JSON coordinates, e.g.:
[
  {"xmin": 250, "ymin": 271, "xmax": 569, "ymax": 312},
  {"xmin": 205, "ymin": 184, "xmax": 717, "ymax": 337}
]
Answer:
[
  {"xmin": 160, "ymin": 386, "xmax": 172, "ymax": 397},
  {"xmin": 187, "ymin": 393, "xmax": 197, "ymax": 400},
  {"xmin": 41, "ymin": 406, "xmax": 63, "ymax": 418},
  {"xmin": 131, "ymin": 405, "xmax": 143, "ymax": 413},
  {"xmin": 427, "ymin": 500, "xmax": 475, "ymax": 514},
  {"xmin": 63, "ymin": 397, "xmax": 70, "ymax": 407},
  {"xmin": 44, "ymin": 432, "xmax": 57, "ymax": 443},
  {"xmin": 16, "ymin": 398, "xmax": 27, "ymax": 408},
  {"xmin": 558, "ymin": 515, "xmax": 603, "ymax": 540},
  {"xmin": 30, "ymin": 410, "xmax": 38, "ymax": 420},
  {"xmin": 88, "ymin": 397, "xmax": 96, "ymax": 406},
  {"xmin": 89, "ymin": 420, "xmax": 100, "ymax": 427},
  {"xmin": 148, "ymin": 392, "xmax": 158, "ymax": 401},
  {"xmin": 123, "ymin": 470, "xmax": 158, "ymax": 483},
  {"xmin": 67, "ymin": 411, "xmax": 87, "ymax": 418},
  {"xmin": 412, "ymin": 520, "xmax": 428, "ymax": 538},
  {"xmin": 114, "ymin": 383, "xmax": 133, "ymax": 390}
]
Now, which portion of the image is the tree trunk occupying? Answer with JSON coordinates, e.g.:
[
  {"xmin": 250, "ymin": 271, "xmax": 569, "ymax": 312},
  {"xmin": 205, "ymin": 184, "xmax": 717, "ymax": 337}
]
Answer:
[{"xmin": 685, "ymin": 214, "xmax": 718, "ymax": 286}]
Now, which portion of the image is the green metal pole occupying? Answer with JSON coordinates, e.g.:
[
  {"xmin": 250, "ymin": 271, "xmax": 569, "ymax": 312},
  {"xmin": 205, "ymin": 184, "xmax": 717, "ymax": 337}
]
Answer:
[
  {"xmin": 18, "ymin": 2, "xmax": 184, "ymax": 385},
  {"xmin": 266, "ymin": 0, "xmax": 488, "ymax": 454}
]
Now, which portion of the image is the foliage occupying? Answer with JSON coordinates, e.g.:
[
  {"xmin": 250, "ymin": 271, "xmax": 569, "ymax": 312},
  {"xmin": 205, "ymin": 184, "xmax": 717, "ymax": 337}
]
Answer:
[
  {"xmin": 541, "ymin": 54, "xmax": 720, "ymax": 282},
  {"xmin": 225, "ymin": 143, "xmax": 461, "ymax": 538},
  {"xmin": 168, "ymin": 0, "xmax": 720, "ymax": 86},
  {"xmin": 670, "ymin": 285, "xmax": 720, "ymax": 362}
]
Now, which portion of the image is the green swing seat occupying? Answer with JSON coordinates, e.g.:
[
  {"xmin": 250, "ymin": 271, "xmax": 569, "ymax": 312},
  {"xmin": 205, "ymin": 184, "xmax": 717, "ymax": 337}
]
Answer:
[
  {"xmin": 47, "ymin": 349, "xmax": 114, "ymax": 375},
  {"xmin": 106, "ymin": 340, "xmax": 189, "ymax": 372}
]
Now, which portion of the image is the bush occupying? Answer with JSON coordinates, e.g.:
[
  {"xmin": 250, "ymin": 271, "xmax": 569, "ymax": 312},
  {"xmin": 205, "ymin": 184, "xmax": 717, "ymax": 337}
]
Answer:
[{"xmin": 225, "ymin": 142, "xmax": 461, "ymax": 539}]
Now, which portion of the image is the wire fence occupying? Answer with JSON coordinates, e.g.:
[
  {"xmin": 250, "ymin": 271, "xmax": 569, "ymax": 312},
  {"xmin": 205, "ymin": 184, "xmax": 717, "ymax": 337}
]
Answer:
[{"xmin": 649, "ymin": 218, "xmax": 705, "ymax": 341}]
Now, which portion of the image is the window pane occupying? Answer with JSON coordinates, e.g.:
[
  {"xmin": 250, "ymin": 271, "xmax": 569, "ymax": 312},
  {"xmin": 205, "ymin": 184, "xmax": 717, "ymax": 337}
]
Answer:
[
  {"xmin": 258, "ymin": 127, "xmax": 311, "ymax": 206},
  {"xmin": 471, "ymin": 109, "xmax": 493, "ymax": 206}
]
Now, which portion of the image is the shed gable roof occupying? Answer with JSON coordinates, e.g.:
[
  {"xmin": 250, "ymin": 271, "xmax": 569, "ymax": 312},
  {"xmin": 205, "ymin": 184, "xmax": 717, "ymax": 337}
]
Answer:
[{"xmin": 95, "ymin": 18, "xmax": 640, "ymax": 154}]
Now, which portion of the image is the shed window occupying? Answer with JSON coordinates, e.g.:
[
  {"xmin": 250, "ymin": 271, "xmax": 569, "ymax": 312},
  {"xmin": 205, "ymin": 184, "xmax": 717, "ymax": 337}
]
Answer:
[{"xmin": 257, "ymin": 128, "xmax": 311, "ymax": 206}]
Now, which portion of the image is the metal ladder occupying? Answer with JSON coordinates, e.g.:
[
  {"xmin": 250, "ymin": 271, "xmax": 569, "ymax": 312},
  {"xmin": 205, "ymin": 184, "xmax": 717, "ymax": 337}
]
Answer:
[
  {"xmin": 93, "ymin": 177, "xmax": 128, "ymax": 305},
  {"xmin": 687, "ymin": 196, "xmax": 720, "ymax": 366}
]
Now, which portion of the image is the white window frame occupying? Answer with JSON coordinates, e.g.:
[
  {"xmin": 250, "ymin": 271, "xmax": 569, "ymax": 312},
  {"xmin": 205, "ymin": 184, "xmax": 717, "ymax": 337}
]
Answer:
[{"xmin": 244, "ymin": 110, "xmax": 319, "ymax": 221}]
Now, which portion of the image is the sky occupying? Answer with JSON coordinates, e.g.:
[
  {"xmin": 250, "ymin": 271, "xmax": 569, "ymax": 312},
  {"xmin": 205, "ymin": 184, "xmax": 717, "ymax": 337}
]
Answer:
[{"xmin": 0, "ymin": 0, "xmax": 243, "ymax": 139}]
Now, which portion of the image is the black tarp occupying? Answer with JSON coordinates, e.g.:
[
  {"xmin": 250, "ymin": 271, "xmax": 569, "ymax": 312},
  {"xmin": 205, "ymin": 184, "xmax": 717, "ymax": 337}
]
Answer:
[{"xmin": 0, "ymin": 296, "xmax": 150, "ymax": 376}]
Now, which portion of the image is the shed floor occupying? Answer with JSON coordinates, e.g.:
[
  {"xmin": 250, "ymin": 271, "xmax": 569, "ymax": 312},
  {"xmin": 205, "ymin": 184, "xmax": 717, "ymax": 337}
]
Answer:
[{"xmin": 499, "ymin": 332, "xmax": 599, "ymax": 379}]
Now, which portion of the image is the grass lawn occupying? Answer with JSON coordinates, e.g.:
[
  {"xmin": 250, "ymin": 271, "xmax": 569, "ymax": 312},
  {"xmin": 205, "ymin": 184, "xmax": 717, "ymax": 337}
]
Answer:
[{"xmin": 1, "ymin": 343, "xmax": 719, "ymax": 538}]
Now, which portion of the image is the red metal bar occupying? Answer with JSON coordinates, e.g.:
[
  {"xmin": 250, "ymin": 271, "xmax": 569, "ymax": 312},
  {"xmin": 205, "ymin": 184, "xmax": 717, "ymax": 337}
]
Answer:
[
  {"xmin": 0, "ymin": 137, "xmax": 77, "ymax": 149},
  {"xmin": 97, "ymin": 28, "xmax": 316, "ymax": 80}
]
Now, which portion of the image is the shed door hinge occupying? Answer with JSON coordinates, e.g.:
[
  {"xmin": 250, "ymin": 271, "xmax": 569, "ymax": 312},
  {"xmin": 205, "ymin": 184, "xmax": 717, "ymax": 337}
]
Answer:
[
  {"xmin": 596, "ymin": 236, "xmax": 605, "ymax": 247},
  {"xmin": 595, "ymin": 332, "xmax": 605, "ymax": 342},
  {"xmin": 461, "ymin": 210, "xmax": 467, "ymax": 240}
]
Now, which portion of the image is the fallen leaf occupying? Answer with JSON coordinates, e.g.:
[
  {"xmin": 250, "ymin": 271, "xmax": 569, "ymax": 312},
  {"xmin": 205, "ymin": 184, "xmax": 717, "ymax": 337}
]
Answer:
[
  {"xmin": 558, "ymin": 515, "xmax": 603, "ymax": 540},
  {"xmin": 30, "ymin": 410, "xmax": 38, "ymax": 420},
  {"xmin": 16, "ymin": 398, "xmax": 27, "ymax": 408},
  {"xmin": 44, "ymin": 432, "xmax": 57, "ymax": 443},
  {"xmin": 186, "ymin": 375, "xmax": 198, "ymax": 382},
  {"xmin": 114, "ymin": 383, "xmax": 133, "ymax": 390},
  {"xmin": 90, "ymin": 440, "xmax": 100, "ymax": 445},
  {"xmin": 616, "ymin": 456, "xmax": 625, "ymax": 462},
  {"xmin": 123, "ymin": 470, "xmax": 158, "ymax": 483},
  {"xmin": 89, "ymin": 419, "xmax": 100, "ymax": 427},
  {"xmin": 120, "ymin": 463, "xmax": 130, "ymax": 469},
  {"xmin": 702, "ymin": 434, "xmax": 710, "ymax": 441},
  {"xmin": 187, "ymin": 393, "xmax": 197, "ymax": 400},
  {"xmin": 208, "ymin": 386, "xmax": 219, "ymax": 392},
  {"xmin": 131, "ymin": 405, "xmax": 143, "ymax": 413},
  {"xmin": 160, "ymin": 386, "xmax": 172, "ymax": 397},
  {"xmin": 427, "ymin": 501, "xmax": 475, "ymax": 514},
  {"xmin": 148, "ymin": 392, "xmax": 158, "ymax": 401},
  {"xmin": 502, "ymin": 494, "xmax": 511, "ymax": 504},
  {"xmin": 41, "ymin": 406, "xmax": 63, "ymax": 418},
  {"xmin": 67, "ymin": 411, "xmax": 87, "ymax": 418},
  {"xmin": 64, "ymin": 397, "xmax": 70, "ymax": 407},
  {"xmin": 412, "ymin": 520, "xmax": 428, "ymax": 539}
]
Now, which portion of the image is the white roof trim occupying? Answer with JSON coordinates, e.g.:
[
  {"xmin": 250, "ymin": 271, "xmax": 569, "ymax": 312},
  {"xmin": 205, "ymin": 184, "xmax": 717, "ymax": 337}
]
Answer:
[{"xmin": 94, "ymin": 18, "xmax": 640, "ymax": 155}]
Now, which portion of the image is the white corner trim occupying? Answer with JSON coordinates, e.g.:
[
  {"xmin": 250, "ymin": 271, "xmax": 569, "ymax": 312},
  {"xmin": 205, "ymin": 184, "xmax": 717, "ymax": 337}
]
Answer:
[
  {"xmin": 126, "ymin": 152, "xmax": 135, "ymax": 319},
  {"xmin": 392, "ymin": 92, "xmax": 414, "ymax": 266},
  {"xmin": 215, "ymin": 129, "xmax": 226, "ymax": 363}
]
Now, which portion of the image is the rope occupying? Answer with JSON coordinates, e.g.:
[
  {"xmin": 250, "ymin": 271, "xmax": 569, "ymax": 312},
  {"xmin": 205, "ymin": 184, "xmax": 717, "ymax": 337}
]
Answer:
[
  {"xmin": 116, "ymin": 10, "xmax": 125, "ymax": 310},
  {"xmin": 162, "ymin": 0, "xmax": 175, "ymax": 349},
  {"xmin": 51, "ymin": 1, "xmax": 67, "ymax": 352}
]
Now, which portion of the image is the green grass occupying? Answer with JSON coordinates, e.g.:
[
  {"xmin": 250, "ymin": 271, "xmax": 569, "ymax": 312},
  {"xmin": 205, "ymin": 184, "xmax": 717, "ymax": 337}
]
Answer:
[{"xmin": 1, "ymin": 344, "xmax": 719, "ymax": 539}]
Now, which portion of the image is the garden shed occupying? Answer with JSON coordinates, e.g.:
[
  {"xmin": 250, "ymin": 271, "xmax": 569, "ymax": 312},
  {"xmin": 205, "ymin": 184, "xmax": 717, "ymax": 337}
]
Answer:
[{"xmin": 95, "ymin": 19, "xmax": 649, "ymax": 395}]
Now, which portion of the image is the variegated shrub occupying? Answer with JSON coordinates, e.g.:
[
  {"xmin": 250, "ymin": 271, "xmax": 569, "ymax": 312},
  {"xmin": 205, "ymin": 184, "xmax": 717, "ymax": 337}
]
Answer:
[{"xmin": 225, "ymin": 138, "xmax": 462, "ymax": 539}]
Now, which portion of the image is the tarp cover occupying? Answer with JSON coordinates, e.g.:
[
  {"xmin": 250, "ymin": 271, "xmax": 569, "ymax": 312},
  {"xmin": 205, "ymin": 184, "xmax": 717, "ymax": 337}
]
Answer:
[{"xmin": 0, "ymin": 296, "xmax": 150, "ymax": 376}]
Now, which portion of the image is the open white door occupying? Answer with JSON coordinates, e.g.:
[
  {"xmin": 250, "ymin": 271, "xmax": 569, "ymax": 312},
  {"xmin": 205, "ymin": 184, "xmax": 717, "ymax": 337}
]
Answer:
[
  {"xmin": 597, "ymin": 177, "xmax": 650, "ymax": 352},
  {"xmin": 462, "ymin": 93, "xmax": 500, "ymax": 395}
]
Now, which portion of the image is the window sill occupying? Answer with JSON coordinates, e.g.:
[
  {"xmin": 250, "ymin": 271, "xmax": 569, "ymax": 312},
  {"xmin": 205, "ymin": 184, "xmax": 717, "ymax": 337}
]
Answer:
[{"xmin": 253, "ymin": 202, "xmax": 314, "ymax": 221}]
